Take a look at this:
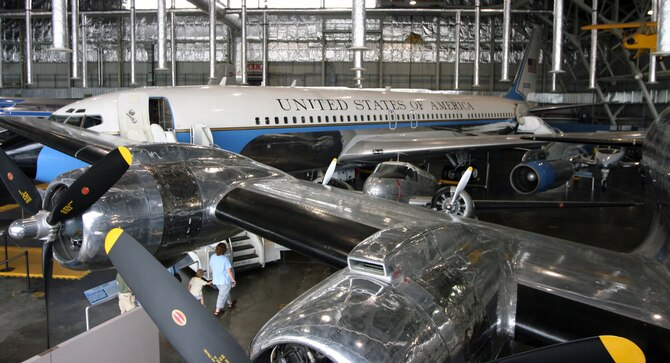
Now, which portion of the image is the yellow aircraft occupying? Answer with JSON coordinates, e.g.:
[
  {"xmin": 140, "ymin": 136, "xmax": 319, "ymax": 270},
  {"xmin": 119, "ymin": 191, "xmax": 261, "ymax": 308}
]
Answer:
[{"xmin": 581, "ymin": 21, "xmax": 657, "ymax": 59}]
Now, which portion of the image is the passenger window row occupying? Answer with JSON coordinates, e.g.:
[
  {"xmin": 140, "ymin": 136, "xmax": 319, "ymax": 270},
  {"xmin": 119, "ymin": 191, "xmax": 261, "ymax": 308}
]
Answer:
[{"xmin": 253, "ymin": 112, "xmax": 513, "ymax": 125}]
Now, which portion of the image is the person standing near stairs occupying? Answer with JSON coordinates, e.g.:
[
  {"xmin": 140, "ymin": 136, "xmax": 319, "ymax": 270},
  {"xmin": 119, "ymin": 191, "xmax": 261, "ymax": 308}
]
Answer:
[{"xmin": 210, "ymin": 243, "xmax": 237, "ymax": 317}]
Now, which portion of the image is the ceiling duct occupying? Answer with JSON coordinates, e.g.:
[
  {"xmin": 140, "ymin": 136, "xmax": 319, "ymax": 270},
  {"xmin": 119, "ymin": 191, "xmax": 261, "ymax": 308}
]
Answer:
[
  {"xmin": 157, "ymin": 0, "xmax": 168, "ymax": 71},
  {"xmin": 49, "ymin": 0, "xmax": 71, "ymax": 52},
  {"xmin": 351, "ymin": 0, "xmax": 367, "ymax": 88},
  {"xmin": 187, "ymin": 0, "xmax": 241, "ymax": 32}
]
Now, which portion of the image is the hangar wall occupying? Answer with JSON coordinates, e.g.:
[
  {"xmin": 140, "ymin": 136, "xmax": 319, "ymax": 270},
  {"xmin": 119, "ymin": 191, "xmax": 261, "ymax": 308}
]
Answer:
[{"xmin": 0, "ymin": 9, "xmax": 544, "ymax": 90}]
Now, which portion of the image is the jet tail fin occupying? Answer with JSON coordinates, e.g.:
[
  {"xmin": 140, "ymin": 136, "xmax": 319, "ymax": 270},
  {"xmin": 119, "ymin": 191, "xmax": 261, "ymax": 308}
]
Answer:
[{"xmin": 504, "ymin": 25, "xmax": 542, "ymax": 101}]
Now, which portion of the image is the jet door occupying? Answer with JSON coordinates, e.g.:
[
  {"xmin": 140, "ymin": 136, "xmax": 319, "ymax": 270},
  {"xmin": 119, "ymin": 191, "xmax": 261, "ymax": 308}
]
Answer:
[{"xmin": 117, "ymin": 92, "xmax": 152, "ymax": 142}]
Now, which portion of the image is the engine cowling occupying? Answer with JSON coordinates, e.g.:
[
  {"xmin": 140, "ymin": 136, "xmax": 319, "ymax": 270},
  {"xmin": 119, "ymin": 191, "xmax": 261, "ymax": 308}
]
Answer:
[
  {"xmin": 509, "ymin": 160, "xmax": 573, "ymax": 194},
  {"xmin": 41, "ymin": 144, "xmax": 280, "ymax": 270},
  {"xmin": 250, "ymin": 222, "xmax": 516, "ymax": 362}
]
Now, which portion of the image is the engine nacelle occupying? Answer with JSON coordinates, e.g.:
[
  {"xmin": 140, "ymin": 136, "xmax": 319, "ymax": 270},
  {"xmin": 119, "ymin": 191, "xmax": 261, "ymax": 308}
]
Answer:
[
  {"xmin": 250, "ymin": 222, "xmax": 516, "ymax": 363},
  {"xmin": 509, "ymin": 160, "xmax": 573, "ymax": 194},
  {"xmin": 43, "ymin": 144, "xmax": 281, "ymax": 270}
]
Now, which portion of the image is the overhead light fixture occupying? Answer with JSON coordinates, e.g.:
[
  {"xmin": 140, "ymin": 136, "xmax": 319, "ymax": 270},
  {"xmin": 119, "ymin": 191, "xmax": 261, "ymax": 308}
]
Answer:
[
  {"xmin": 410, "ymin": 0, "xmax": 417, "ymax": 5},
  {"xmin": 648, "ymin": 9, "xmax": 653, "ymax": 15}
]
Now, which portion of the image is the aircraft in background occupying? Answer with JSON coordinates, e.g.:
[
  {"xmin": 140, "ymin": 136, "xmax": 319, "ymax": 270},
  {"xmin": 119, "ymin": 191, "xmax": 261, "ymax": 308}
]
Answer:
[
  {"xmin": 362, "ymin": 161, "xmax": 475, "ymax": 217},
  {"xmin": 6, "ymin": 26, "xmax": 560, "ymax": 186},
  {"xmin": 517, "ymin": 131, "xmax": 645, "ymax": 192},
  {"xmin": 0, "ymin": 97, "xmax": 76, "ymax": 178},
  {"xmin": 0, "ymin": 102, "xmax": 668, "ymax": 362},
  {"xmin": 581, "ymin": 21, "xmax": 658, "ymax": 60},
  {"xmin": 0, "ymin": 97, "xmax": 74, "ymax": 119}
]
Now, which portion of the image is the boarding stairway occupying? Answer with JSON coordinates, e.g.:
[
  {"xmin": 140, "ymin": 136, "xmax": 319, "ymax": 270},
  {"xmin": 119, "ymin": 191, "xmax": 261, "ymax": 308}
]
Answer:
[{"xmin": 228, "ymin": 232, "xmax": 264, "ymax": 272}]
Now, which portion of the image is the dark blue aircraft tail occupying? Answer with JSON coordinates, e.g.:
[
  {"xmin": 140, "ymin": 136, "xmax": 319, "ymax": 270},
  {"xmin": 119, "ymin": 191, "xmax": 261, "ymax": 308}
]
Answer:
[{"xmin": 505, "ymin": 25, "xmax": 542, "ymax": 101}]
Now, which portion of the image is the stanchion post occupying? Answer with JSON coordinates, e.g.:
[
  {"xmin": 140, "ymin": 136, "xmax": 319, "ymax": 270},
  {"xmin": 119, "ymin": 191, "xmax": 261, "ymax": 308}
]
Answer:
[
  {"xmin": 1, "ymin": 231, "xmax": 14, "ymax": 272},
  {"xmin": 25, "ymin": 251, "xmax": 31, "ymax": 291}
]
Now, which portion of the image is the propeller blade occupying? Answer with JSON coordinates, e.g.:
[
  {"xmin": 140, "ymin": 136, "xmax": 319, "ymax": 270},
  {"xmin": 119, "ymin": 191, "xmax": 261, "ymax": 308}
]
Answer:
[
  {"xmin": 47, "ymin": 147, "xmax": 132, "ymax": 225},
  {"xmin": 41, "ymin": 240, "xmax": 53, "ymax": 348},
  {"xmin": 450, "ymin": 166, "xmax": 473, "ymax": 206},
  {"xmin": 322, "ymin": 158, "xmax": 337, "ymax": 186},
  {"xmin": 104, "ymin": 228, "xmax": 251, "ymax": 363},
  {"xmin": 493, "ymin": 335, "xmax": 644, "ymax": 363},
  {"xmin": 0, "ymin": 147, "xmax": 42, "ymax": 215}
]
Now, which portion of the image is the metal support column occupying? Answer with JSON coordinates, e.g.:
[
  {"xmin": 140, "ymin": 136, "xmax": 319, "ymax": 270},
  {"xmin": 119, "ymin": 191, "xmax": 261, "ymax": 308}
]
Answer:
[
  {"xmin": 656, "ymin": 0, "xmax": 670, "ymax": 55},
  {"xmin": 82, "ymin": 15, "xmax": 88, "ymax": 88},
  {"xmin": 208, "ymin": 0, "xmax": 216, "ymax": 81},
  {"xmin": 551, "ymin": 0, "xmax": 565, "ymax": 79},
  {"xmin": 351, "ymin": 0, "xmax": 366, "ymax": 88},
  {"xmin": 320, "ymin": 0, "xmax": 326, "ymax": 86},
  {"xmin": 71, "ymin": 0, "xmax": 80, "ymax": 80},
  {"xmin": 97, "ymin": 46, "xmax": 104, "ymax": 87},
  {"xmin": 157, "ymin": 0, "xmax": 168, "ymax": 71},
  {"xmin": 500, "ymin": 0, "xmax": 511, "ymax": 82},
  {"xmin": 0, "ymin": 17, "xmax": 3, "ymax": 88},
  {"xmin": 454, "ymin": 11, "xmax": 461, "ymax": 89},
  {"xmin": 25, "ymin": 0, "xmax": 33, "ymax": 86},
  {"xmin": 378, "ymin": 21, "xmax": 384, "ymax": 88},
  {"xmin": 241, "ymin": 0, "xmax": 248, "ymax": 85},
  {"xmin": 649, "ymin": 0, "xmax": 658, "ymax": 82},
  {"xmin": 263, "ymin": 10, "xmax": 268, "ymax": 86},
  {"xmin": 435, "ymin": 17, "xmax": 441, "ymax": 89},
  {"xmin": 50, "ymin": 0, "xmax": 70, "ymax": 52},
  {"xmin": 588, "ymin": 0, "xmax": 598, "ymax": 89},
  {"xmin": 473, "ymin": 0, "xmax": 481, "ymax": 88},
  {"xmin": 130, "ymin": 0, "xmax": 136, "ymax": 85},
  {"xmin": 170, "ymin": 0, "xmax": 177, "ymax": 86}
]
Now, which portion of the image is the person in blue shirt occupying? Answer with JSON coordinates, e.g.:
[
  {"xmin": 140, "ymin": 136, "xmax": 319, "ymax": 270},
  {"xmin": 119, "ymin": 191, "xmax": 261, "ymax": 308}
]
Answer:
[{"xmin": 209, "ymin": 242, "xmax": 237, "ymax": 317}]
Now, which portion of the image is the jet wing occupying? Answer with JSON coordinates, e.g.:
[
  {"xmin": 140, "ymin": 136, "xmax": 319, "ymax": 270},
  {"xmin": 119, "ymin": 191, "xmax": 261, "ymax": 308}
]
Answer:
[
  {"xmin": 0, "ymin": 116, "xmax": 135, "ymax": 164},
  {"xmin": 527, "ymin": 102, "xmax": 609, "ymax": 113},
  {"xmin": 521, "ymin": 130, "xmax": 645, "ymax": 146},
  {"xmin": 339, "ymin": 130, "xmax": 546, "ymax": 163}
]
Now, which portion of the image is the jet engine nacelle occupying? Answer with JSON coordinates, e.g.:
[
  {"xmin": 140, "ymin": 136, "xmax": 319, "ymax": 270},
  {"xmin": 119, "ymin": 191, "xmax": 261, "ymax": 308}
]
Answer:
[
  {"xmin": 509, "ymin": 160, "xmax": 574, "ymax": 194},
  {"xmin": 35, "ymin": 144, "xmax": 280, "ymax": 270},
  {"xmin": 250, "ymin": 223, "xmax": 516, "ymax": 363}
]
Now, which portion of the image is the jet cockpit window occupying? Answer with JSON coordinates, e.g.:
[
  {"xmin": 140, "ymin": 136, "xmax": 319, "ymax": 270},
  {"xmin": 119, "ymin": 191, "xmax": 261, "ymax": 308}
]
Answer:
[
  {"xmin": 374, "ymin": 164, "xmax": 416, "ymax": 180},
  {"xmin": 49, "ymin": 114, "xmax": 103, "ymax": 129},
  {"xmin": 82, "ymin": 115, "xmax": 103, "ymax": 128},
  {"xmin": 64, "ymin": 116, "xmax": 83, "ymax": 126},
  {"xmin": 48, "ymin": 115, "xmax": 69, "ymax": 123},
  {"xmin": 149, "ymin": 97, "xmax": 175, "ymax": 131}
]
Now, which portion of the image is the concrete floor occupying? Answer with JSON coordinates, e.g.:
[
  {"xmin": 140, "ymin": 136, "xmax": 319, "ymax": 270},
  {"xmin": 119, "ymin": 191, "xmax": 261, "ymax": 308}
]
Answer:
[{"xmin": 0, "ymin": 150, "xmax": 652, "ymax": 362}]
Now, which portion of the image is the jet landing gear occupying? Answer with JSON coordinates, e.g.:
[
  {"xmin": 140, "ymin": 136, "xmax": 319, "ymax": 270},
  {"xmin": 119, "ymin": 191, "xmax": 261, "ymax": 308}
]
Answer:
[
  {"xmin": 442, "ymin": 152, "xmax": 479, "ymax": 181},
  {"xmin": 431, "ymin": 187, "xmax": 475, "ymax": 218},
  {"xmin": 442, "ymin": 164, "xmax": 479, "ymax": 181}
]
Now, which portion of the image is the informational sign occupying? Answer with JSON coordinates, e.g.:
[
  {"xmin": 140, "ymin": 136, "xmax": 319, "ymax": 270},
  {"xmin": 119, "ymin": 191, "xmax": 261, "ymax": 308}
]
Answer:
[
  {"xmin": 247, "ymin": 63, "xmax": 263, "ymax": 73},
  {"xmin": 84, "ymin": 280, "xmax": 119, "ymax": 306}
]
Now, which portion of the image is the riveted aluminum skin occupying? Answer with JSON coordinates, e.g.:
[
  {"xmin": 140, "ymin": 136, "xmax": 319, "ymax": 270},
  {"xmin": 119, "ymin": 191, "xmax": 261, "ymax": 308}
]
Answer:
[{"xmin": 250, "ymin": 221, "xmax": 515, "ymax": 362}]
